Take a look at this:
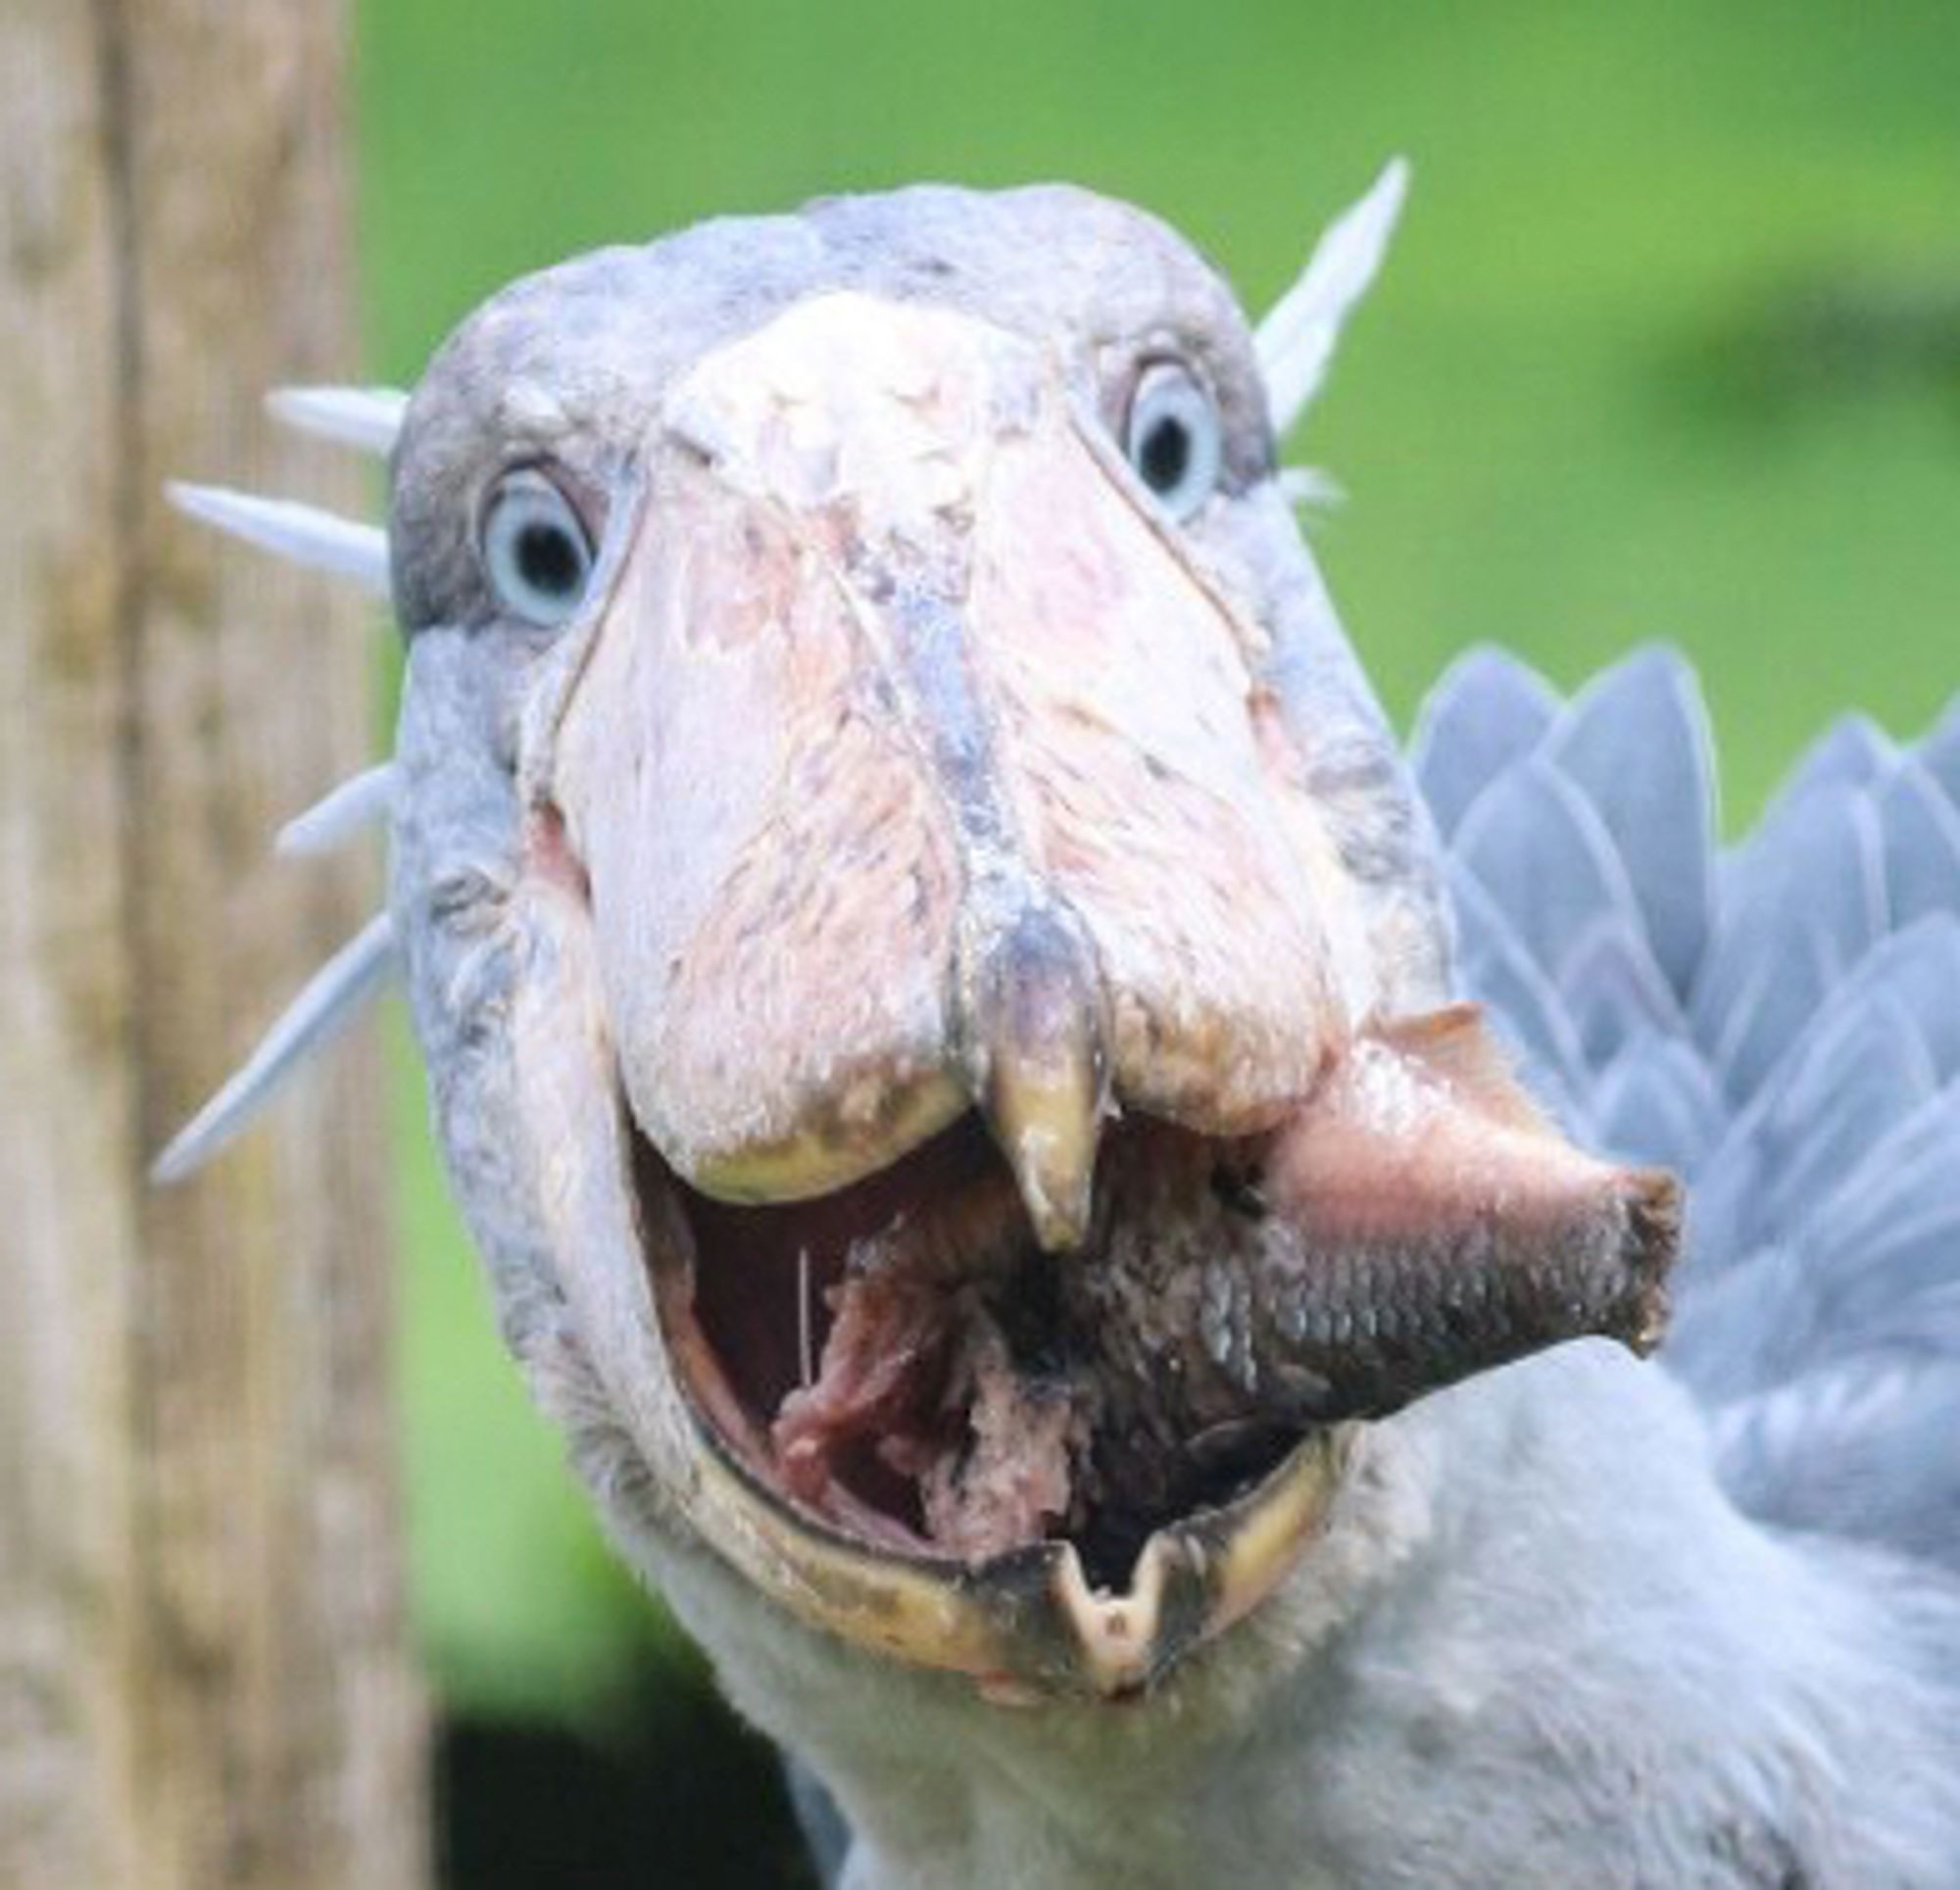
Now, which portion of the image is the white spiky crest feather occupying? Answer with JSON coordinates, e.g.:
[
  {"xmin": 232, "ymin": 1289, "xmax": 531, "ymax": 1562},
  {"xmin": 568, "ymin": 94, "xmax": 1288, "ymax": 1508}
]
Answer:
[
  {"xmin": 166, "ymin": 483, "xmax": 392, "ymax": 594},
  {"xmin": 149, "ymin": 913, "xmax": 398, "ymax": 1183},
  {"xmin": 151, "ymin": 391, "xmax": 405, "ymax": 1182},
  {"xmin": 276, "ymin": 761, "xmax": 399, "ymax": 857},
  {"xmin": 155, "ymin": 170, "xmax": 1407, "ymax": 1181},
  {"xmin": 265, "ymin": 384, "xmax": 409, "ymax": 455},
  {"xmin": 1254, "ymin": 156, "xmax": 1409, "ymax": 442}
]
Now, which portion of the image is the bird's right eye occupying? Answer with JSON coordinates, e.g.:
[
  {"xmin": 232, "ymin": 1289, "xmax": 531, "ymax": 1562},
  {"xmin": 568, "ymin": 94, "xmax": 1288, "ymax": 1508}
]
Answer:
[
  {"xmin": 1122, "ymin": 361, "xmax": 1222, "ymax": 521},
  {"xmin": 480, "ymin": 468, "xmax": 594, "ymax": 628}
]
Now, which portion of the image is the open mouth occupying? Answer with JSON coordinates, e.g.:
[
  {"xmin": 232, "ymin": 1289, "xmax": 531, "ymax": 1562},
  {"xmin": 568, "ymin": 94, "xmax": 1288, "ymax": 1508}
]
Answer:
[
  {"xmin": 642, "ymin": 1109, "xmax": 1329, "ymax": 1590},
  {"xmin": 631, "ymin": 1023, "xmax": 1680, "ymax": 1605}
]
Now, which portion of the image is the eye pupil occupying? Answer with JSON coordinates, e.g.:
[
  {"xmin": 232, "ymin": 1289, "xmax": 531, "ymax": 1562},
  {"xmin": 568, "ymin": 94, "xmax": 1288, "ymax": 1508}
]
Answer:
[
  {"xmin": 516, "ymin": 520, "xmax": 580, "ymax": 597},
  {"xmin": 1139, "ymin": 415, "xmax": 1191, "ymax": 496},
  {"xmin": 1121, "ymin": 363, "xmax": 1221, "ymax": 521}
]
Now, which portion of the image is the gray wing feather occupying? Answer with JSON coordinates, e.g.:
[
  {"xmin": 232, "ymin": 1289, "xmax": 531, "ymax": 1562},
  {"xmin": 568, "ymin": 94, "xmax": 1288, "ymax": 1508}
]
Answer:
[
  {"xmin": 1553, "ymin": 917, "xmax": 1687, "ymax": 1069},
  {"xmin": 1418, "ymin": 644, "xmax": 1960, "ymax": 1578},
  {"xmin": 1763, "ymin": 710, "xmax": 1895, "ymax": 804},
  {"xmin": 1544, "ymin": 646, "xmax": 1714, "ymax": 995},
  {"xmin": 1923, "ymin": 696, "xmax": 1960, "ymax": 800},
  {"xmin": 1453, "ymin": 754, "xmax": 1653, "ymax": 995},
  {"xmin": 1879, "ymin": 760, "xmax": 1960, "ymax": 927},
  {"xmin": 1691, "ymin": 783, "xmax": 1888, "ymax": 1093},
  {"xmin": 1812, "ymin": 1083, "xmax": 1960, "ymax": 1265},
  {"xmin": 1700, "ymin": 915, "xmax": 1838, "ymax": 1109},
  {"xmin": 1690, "ymin": 995, "xmax": 1936, "ymax": 1267},
  {"xmin": 1409, "ymin": 646, "xmax": 1561, "ymax": 838},
  {"xmin": 1589, "ymin": 1035, "xmax": 1727, "ymax": 1179},
  {"xmin": 1709, "ymin": 1354, "xmax": 1960, "ymax": 1569},
  {"xmin": 1445, "ymin": 864, "xmax": 1590, "ymax": 1124}
]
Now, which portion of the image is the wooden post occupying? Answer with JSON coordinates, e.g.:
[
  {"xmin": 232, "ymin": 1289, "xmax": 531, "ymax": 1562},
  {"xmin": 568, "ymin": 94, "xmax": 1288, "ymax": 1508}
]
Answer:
[{"xmin": 0, "ymin": 3, "xmax": 427, "ymax": 1885}]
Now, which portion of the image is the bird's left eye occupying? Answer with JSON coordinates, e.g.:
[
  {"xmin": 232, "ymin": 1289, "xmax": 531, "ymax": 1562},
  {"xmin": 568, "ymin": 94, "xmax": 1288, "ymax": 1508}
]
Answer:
[
  {"xmin": 480, "ymin": 468, "xmax": 594, "ymax": 627},
  {"xmin": 1122, "ymin": 363, "xmax": 1222, "ymax": 520}
]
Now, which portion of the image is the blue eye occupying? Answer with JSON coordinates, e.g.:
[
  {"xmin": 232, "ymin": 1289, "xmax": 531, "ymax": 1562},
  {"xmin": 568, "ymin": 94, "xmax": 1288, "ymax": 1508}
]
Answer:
[
  {"xmin": 1123, "ymin": 363, "xmax": 1222, "ymax": 520},
  {"xmin": 481, "ymin": 468, "xmax": 594, "ymax": 626}
]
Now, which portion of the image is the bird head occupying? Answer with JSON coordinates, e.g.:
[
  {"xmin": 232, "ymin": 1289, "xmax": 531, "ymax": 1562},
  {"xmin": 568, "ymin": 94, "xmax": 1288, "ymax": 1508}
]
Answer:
[{"xmin": 373, "ymin": 176, "xmax": 1678, "ymax": 1704}]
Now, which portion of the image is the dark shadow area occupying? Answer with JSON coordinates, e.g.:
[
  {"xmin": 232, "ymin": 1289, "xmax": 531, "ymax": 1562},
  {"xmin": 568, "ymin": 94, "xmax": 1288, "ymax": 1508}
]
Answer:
[
  {"xmin": 1672, "ymin": 267, "xmax": 1960, "ymax": 428},
  {"xmin": 437, "ymin": 1673, "xmax": 821, "ymax": 1890}
]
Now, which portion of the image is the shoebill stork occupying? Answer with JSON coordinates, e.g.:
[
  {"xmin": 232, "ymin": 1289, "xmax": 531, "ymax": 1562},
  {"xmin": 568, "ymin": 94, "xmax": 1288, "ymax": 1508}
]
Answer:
[{"xmin": 160, "ymin": 167, "xmax": 1960, "ymax": 1886}]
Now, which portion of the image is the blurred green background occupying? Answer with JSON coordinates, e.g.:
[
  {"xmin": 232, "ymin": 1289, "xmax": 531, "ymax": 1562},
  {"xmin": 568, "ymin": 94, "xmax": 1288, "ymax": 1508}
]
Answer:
[{"xmin": 354, "ymin": 0, "xmax": 1957, "ymax": 1874}]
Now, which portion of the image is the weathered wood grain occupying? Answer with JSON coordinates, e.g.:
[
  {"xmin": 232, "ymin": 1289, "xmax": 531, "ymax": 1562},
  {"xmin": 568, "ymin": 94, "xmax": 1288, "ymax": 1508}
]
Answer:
[{"xmin": 0, "ymin": 3, "xmax": 427, "ymax": 1882}]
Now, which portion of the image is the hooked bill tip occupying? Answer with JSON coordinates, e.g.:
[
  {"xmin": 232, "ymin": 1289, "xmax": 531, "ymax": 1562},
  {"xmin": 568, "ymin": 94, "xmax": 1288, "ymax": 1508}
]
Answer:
[
  {"xmin": 962, "ymin": 899, "xmax": 1109, "ymax": 1253},
  {"xmin": 987, "ymin": 1078, "xmax": 1102, "ymax": 1253}
]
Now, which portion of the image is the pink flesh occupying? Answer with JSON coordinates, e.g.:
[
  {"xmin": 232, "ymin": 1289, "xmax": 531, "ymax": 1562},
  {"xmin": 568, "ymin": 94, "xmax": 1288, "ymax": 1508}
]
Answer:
[{"xmin": 772, "ymin": 1273, "xmax": 1080, "ymax": 1559}]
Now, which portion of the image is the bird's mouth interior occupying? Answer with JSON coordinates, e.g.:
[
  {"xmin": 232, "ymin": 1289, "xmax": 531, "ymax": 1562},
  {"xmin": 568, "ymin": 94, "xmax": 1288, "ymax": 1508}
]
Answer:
[
  {"xmin": 611, "ymin": 980, "xmax": 1677, "ymax": 1623},
  {"xmin": 635, "ymin": 1108, "xmax": 1316, "ymax": 1589}
]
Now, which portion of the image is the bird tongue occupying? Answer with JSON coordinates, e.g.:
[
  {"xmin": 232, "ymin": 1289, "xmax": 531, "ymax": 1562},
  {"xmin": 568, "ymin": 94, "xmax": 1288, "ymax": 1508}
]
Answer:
[{"xmin": 759, "ymin": 1003, "xmax": 1677, "ymax": 1573}]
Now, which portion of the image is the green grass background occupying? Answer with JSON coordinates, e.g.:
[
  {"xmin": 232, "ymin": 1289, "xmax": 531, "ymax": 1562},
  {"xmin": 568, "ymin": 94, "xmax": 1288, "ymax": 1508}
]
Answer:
[{"xmin": 357, "ymin": 0, "xmax": 1960, "ymax": 1723}]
